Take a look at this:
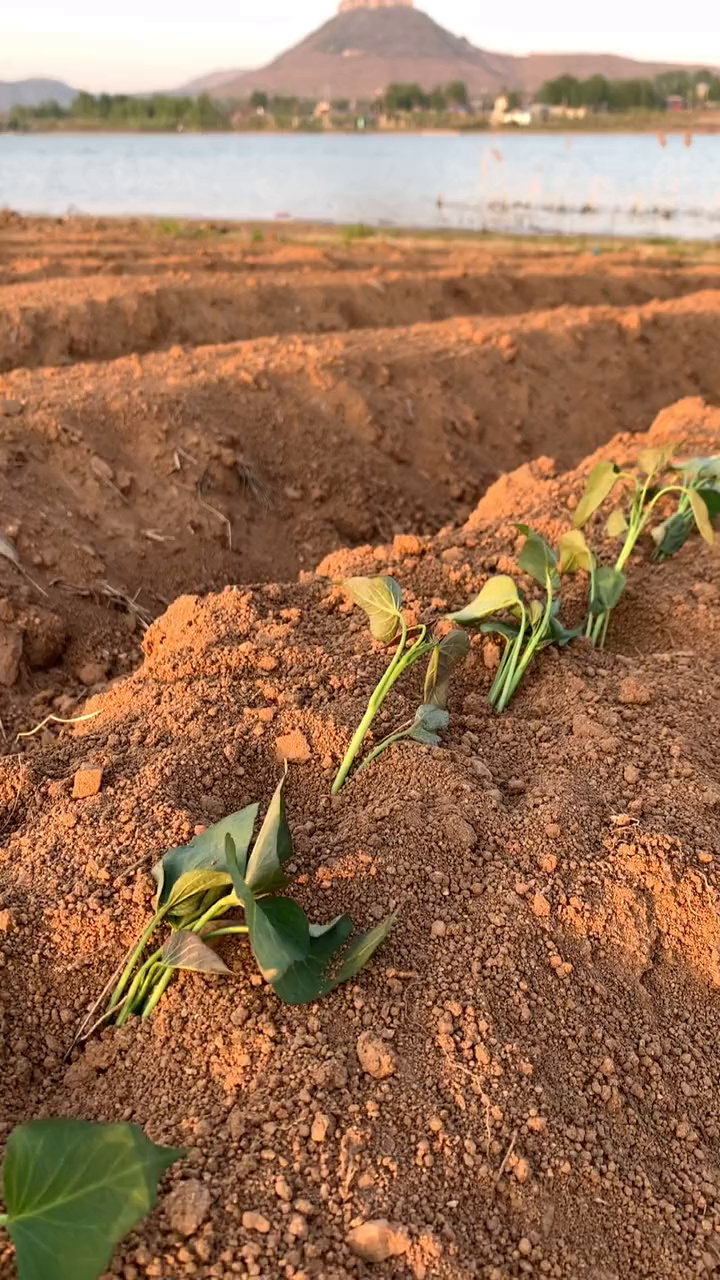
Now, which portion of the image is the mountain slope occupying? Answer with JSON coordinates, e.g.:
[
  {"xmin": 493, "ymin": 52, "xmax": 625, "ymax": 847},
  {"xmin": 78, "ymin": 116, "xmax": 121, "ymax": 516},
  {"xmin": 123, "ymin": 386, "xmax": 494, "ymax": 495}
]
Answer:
[
  {"xmin": 0, "ymin": 79, "xmax": 77, "ymax": 111},
  {"xmin": 195, "ymin": 5, "xmax": 703, "ymax": 99}
]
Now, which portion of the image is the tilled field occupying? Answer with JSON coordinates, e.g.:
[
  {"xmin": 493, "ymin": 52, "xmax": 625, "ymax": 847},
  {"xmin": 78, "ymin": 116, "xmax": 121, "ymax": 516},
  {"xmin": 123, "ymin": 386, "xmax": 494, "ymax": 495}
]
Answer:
[{"xmin": 1, "ymin": 215, "xmax": 720, "ymax": 1280}]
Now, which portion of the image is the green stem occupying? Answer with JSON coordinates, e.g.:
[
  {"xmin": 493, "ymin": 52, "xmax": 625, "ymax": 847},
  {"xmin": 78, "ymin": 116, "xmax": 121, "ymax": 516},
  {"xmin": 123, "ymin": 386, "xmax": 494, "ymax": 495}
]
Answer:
[
  {"xmin": 331, "ymin": 622, "xmax": 432, "ymax": 795},
  {"xmin": 0, "ymin": 1215, "xmax": 8, "ymax": 1228},
  {"xmin": 493, "ymin": 606, "xmax": 528, "ymax": 712},
  {"xmin": 202, "ymin": 925, "xmax": 250, "ymax": 940},
  {"xmin": 115, "ymin": 948, "xmax": 163, "ymax": 1027},
  {"xmin": 497, "ymin": 584, "xmax": 554, "ymax": 713},
  {"xmin": 189, "ymin": 893, "xmax": 239, "ymax": 935},
  {"xmin": 356, "ymin": 720, "xmax": 413, "ymax": 775},
  {"xmin": 107, "ymin": 911, "xmax": 166, "ymax": 1012},
  {"xmin": 141, "ymin": 966, "xmax": 175, "ymax": 1018}
]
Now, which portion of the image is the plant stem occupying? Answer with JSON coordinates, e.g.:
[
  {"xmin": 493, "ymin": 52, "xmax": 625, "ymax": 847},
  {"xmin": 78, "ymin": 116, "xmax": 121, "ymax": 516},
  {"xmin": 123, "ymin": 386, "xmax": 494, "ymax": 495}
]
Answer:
[
  {"xmin": 141, "ymin": 966, "xmax": 175, "ymax": 1018},
  {"xmin": 355, "ymin": 720, "xmax": 413, "ymax": 774},
  {"xmin": 332, "ymin": 620, "xmax": 431, "ymax": 794},
  {"xmin": 115, "ymin": 948, "xmax": 163, "ymax": 1026},
  {"xmin": 107, "ymin": 911, "xmax": 166, "ymax": 1012},
  {"xmin": 202, "ymin": 925, "xmax": 250, "ymax": 939},
  {"xmin": 189, "ymin": 893, "xmax": 239, "ymax": 934},
  {"xmin": 494, "ymin": 605, "xmax": 528, "ymax": 712},
  {"xmin": 0, "ymin": 1215, "xmax": 8, "ymax": 1228}
]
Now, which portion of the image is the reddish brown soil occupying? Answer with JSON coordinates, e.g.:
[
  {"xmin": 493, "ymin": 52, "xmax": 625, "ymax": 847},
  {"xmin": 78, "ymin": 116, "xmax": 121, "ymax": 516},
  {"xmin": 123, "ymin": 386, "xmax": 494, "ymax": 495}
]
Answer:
[{"xmin": 1, "ymin": 216, "xmax": 720, "ymax": 1280}]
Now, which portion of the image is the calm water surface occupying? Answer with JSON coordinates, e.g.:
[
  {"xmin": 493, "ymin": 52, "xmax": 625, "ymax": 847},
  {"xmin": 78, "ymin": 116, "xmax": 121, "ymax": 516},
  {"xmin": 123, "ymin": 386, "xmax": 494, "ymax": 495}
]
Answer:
[{"xmin": 1, "ymin": 131, "xmax": 719, "ymax": 239}]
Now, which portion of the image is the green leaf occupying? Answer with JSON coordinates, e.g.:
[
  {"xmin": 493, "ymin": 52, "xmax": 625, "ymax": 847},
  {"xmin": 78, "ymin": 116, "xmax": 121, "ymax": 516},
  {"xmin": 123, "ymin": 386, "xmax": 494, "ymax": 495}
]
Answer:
[
  {"xmin": 271, "ymin": 914, "xmax": 354, "ymax": 1004},
  {"xmin": 651, "ymin": 510, "xmax": 692, "ymax": 560},
  {"xmin": 548, "ymin": 617, "xmax": 584, "ymax": 647},
  {"xmin": 244, "ymin": 896, "xmax": 310, "ymax": 985},
  {"xmin": 557, "ymin": 528, "xmax": 594, "ymax": 573},
  {"xmin": 516, "ymin": 524, "xmax": 558, "ymax": 587},
  {"xmin": 478, "ymin": 619, "xmax": 520, "ymax": 642},
  {"xmin": 342, "ymin": 576, "xmax": 403, "ymax": 643},
  {"xmin": 573, "ymin": 461, "xmax": 619, "ymax": 528},
  {"xmin": 330, "ymin": 914, "xmax": 395, "ymax": 990},
  {"xmin": 160, "ymin": 931, "xmax": 231, "ymax": 974},
  {"xmin": 688, "ymin": 487, "xmax": 716, "ymax": 546},
  {"xmin": 674, "ymin": 455, "xmax": 720, "ymax": 482},
  {"xmin": 606, "ymin": 509, "xmax": 629, "ymax": 539},
  {"xmin": 1, "ymin": 1119, "xmax": 181, "ymax": 1280},
  {"xmin": 447, "ymin": 575, "xmax": 520, "ymax": 625},
  {"xmin": 153, "ymin": 804, "xmax": 258, "ymax": 911},
  {"xmin": 590, "ymin": 567, "xmax": 627, "ymax": 613},
  {"xmin": 244, "ymin": 774, "xmax": 293, "ymax": 894},
  {"xmin": 423, "ymin": 630, "xmax": 469, "ymax": 708},
  {"xmin": 637, "ymin": 445, "xmax": 675, "ymax": 477},
  {"xmin": 406, "ymin": 703, "xmax": 450, "ymax": 746}
]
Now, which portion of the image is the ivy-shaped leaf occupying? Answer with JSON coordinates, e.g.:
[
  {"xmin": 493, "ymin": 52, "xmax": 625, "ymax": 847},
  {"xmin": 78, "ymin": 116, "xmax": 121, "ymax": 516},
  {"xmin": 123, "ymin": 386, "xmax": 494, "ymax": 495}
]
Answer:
[
  {"xmin": 447, "ymin": 575, "xmax": 520, "ymax": 625},
  {"xmin": 606, "ymin": 509, "xmax": 629, "ymax": 539},
  {"xmin": 1, "ymin": 1119, "xmax": 181, "ymax": 1280},
  {"xmin": 516, "ymin": 524, "xmax": 558, "ymax": 588},
  {"xmin": 557, "ymin": 528, "xmax": 595, "ymax": 573},
  {"xmin": 590, "ymin": 566, "xmax": 627, "ymax": 613},
  {"xmin": 244, "ymin": 773, "xmax": 293, "ymax": 894},
  {"xmin": 573, "ymin": 461, "xmax": 620, "ymax": 528},
  {"xmin": 153, "ymin": 803, "xmax": 258, "ymax": 912},
  {"xmin": 160, "ymin": 931, "xmax": 231, "ymax": 974},
  {"xmin": 407, "ymin": 703, "xmax": 450, "ymax": 746},
  {"xmin": 423, "ymin": 629, "xmax": 469, "ymax": 708},
  {"xmin": 637, "ymin": 444, "xmax": 675, "ymax": 477},
  {"xmin": 342, "ymin": 576, "xmax": 403, "ymax": 643},
  {"xmin": 688, "ymin": 487, "xmax": 716, "ymax": 545}
]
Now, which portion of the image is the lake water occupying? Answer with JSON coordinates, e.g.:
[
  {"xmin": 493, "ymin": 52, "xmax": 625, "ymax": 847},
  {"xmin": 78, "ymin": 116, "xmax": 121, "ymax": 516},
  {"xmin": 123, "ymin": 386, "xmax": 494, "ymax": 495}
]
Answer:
[{"xmin": 1, "ymin": 131, "xmax": 719, "ymax": 240}]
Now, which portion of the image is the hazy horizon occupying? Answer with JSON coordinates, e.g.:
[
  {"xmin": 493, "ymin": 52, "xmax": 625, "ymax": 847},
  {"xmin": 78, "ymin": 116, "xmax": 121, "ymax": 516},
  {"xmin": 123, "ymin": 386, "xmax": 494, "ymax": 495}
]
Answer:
[{"xmin": 2, "ymin": 1, "xmax": 719, "ymax": 94}]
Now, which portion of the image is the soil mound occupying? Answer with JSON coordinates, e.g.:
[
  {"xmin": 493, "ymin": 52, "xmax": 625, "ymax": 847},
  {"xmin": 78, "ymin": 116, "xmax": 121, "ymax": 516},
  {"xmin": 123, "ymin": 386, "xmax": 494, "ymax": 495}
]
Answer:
[{"xmin": 2, "ymin": 403, "xmax": 719, "ymax": 1279}]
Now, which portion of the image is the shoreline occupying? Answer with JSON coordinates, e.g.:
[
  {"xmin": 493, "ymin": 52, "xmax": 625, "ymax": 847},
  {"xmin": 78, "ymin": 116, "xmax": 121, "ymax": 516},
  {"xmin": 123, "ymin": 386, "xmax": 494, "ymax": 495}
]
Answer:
[{"xmin": 2, "ymin": 123, "xmax": 720, "ymax": 138}]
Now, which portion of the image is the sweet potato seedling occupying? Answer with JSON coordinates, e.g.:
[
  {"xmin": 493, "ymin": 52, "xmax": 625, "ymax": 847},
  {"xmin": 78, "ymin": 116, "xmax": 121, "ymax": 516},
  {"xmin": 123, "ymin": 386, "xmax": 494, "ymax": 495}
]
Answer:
[
  {"xmin": 572, "ymin": 448, "xmax": 716, "ymax": 646},
  {"xmin": 0, "ymin": 1119, "xmax": 180, "ymax": 1280},
  {"xmin": 332, "ymin": 577, "xmax": 469, "ymax": 793},
  {"xmin": 99, "ymin": 776, "xmax": 392, "ymax": 1025},
  {"xmin": 651, "ymin": 454, "xmax": 720, "ymax": 560},
  {"xmin": 448, "ymin": 526, "xmax": 582, "ymax": 712}
]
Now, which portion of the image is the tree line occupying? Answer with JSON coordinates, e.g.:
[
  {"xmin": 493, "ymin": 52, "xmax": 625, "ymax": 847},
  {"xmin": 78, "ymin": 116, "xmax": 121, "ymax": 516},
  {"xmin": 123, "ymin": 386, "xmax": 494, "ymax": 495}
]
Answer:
[{"xmin": 537, "ymin": 69, "xmax": 720, "ymax": 111}]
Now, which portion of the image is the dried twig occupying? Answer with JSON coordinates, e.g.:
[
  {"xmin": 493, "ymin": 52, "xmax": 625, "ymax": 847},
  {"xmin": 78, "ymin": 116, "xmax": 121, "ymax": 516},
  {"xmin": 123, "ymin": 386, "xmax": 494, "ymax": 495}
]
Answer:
[
  {"xmin": 197, "ymin": 469, "xmax": 232, "ymax": 550},
  {"xmin": 16, "ymin": 710, "xmax": 101, "ymax": 741},
  {"xmin": 495, "ymin": 1129, "xmax": 518, "ymax": 1184}
]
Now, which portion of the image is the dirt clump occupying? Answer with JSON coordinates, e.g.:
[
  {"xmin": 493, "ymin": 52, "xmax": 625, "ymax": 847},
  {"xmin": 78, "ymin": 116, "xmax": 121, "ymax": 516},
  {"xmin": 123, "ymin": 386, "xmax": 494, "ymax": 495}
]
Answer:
[{"xmin": 1, "ymin": 398, "xmax": 720, "ymax": 1278}]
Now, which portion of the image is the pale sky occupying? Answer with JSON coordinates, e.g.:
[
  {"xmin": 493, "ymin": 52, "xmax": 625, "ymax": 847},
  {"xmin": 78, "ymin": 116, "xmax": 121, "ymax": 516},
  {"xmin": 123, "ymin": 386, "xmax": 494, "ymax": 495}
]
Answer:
[{"xmin": 2, "ymin": 1, "xmax": 718, "ymax": 93}]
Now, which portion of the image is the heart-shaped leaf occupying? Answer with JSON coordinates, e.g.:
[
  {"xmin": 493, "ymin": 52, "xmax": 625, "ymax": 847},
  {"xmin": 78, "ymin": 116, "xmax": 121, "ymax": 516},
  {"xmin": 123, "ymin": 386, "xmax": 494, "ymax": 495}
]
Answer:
[
  {"xmin": 407, "ymin": 703, "xmax": 450, "ymax": 746},
  {"xmin": 153, "ymin": 804, "xmax": 258, "ymax": 911},
  {"xmin": 160, "ymin": 931, "xmax": 231, "ymax": 974},
  {"xmin": 516, "ymin": 525, "xmax": 558, "ymax": 587},
  {"xmin": 447, "ymin": 576, "xmax": 520, "ymax": 625},
  {"xmin": 651, "ymin": 510, "xmax": 692, "ymax": 559},
  {"xmin": 674, "ymin": 456, "xmax": 720, "ymax": 481},
  {"xmin": 342, "ymin": 576, "xmax": 403, "ymax": 643},
  {"xmin": 548, "ymin": 617, "xmax": 584, "ymax": 647},
  {"xmin": 637, "ymin": 445, "xmax": 675, "ymax": 477},
  {"xmin": 688, "ymin": 487, "xmax": 716, "ymax": 545},
  {"xmin": 606, "ymin": 509, "xmax": 629, "ymax": 539},
  {"xmin": 590, "ymin": 566, "xmax": 627, "ymax": 613},
  {"xmin": 558, "ymin": 528, "xmax": 595, "ymax": 573},
  {"xmin": 573, "ymin": 462, "xmax": 619, "ymax": 528},
  {"xmin": 244, "ymin": 774, "xmax": 293, "ymax": 895},
  {"xmin": 423, "ymin": 629, "xmax": 469, "ymax": 708},
  {"xmin": 244, "ymin": 896, "xmax": 311, "ymax": 985},
  {"xmin": 330, "ymin": 915, "xmax": 395, "ymax": 991},
  {"xmin": 271, "ymin": 914, "xmax": 354, "ymax": 1004},
  {"xmin": 1, "ymin": 1119, "xmax": 181, "ymax": 1280}
]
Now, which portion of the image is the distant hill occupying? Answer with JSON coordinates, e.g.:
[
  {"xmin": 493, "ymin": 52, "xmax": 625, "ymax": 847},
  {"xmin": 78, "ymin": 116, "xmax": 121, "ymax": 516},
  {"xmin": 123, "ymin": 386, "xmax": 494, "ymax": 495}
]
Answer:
[
  {"xmin": 191, "ymin": 2, "xmax": 705, "ymax": 100},
  {"xmin": 0, "ymin": 79, "xmax": 77, "ymax": 111},
  {"xmin": 177, "ymin": 70, "xmax": 251, "ymax": 96}
]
